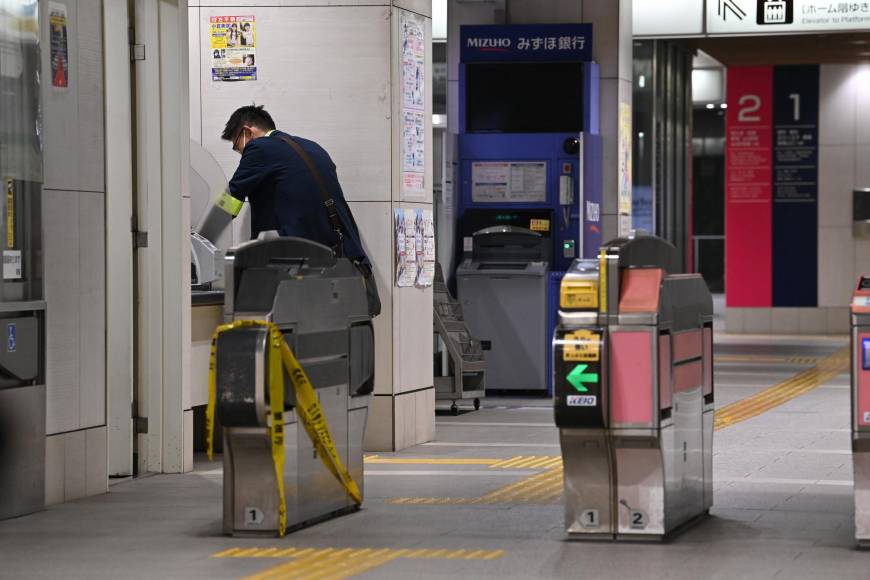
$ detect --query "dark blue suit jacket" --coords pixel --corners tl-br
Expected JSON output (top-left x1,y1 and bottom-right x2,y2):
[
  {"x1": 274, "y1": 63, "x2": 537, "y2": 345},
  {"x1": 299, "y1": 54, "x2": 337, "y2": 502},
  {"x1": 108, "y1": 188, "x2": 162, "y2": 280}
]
[{"x1": 227, "y1": 130, "x2": 369, "y2": 264}]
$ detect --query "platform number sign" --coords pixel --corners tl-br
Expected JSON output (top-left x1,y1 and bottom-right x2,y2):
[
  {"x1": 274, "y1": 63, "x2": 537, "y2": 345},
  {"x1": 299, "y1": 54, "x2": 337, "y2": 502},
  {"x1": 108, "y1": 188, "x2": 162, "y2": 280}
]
[
  {"x1": 580, "y1": 509, "x2": 600, "y2": 529},
  {"x1": 244, "y1": 506, "x2": 264, "y2": 526}
]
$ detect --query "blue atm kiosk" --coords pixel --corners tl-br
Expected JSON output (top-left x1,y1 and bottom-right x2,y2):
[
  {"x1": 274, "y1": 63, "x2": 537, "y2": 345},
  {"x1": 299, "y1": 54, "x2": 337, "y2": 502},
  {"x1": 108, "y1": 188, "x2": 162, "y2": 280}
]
[{"x1": 456, "y1": 24, "x2": 602, "y2": 395}]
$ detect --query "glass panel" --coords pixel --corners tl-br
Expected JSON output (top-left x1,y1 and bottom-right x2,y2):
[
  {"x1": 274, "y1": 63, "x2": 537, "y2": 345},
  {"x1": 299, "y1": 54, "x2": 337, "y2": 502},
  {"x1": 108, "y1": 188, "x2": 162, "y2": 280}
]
[{"x1": 0, "y1": 0, "x2": 42, "y2": 301}]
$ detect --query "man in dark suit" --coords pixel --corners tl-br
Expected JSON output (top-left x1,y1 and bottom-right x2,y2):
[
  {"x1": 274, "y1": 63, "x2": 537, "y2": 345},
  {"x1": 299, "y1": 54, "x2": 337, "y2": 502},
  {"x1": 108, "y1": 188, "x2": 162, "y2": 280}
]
[{"x1": 216, "y1": 105, "x2": 371, "y2": 270}]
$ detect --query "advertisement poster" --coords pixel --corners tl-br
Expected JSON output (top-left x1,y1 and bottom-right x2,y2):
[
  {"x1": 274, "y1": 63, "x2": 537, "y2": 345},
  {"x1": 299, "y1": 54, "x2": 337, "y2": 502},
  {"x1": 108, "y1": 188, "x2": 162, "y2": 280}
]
[
  {"x1": 618, "y1": 102, "x2": 633, "y2": 224},
  {"x1": 49, "y1": 3, "x2": 68, "y2": 88},
  {"x1": 395, "y1": 209, "x2": 418, "y2": 287},
  {"x1": 402, "y1": 110, "x2": 425, "y2": 174},
  {"x1": 210, "y1": 16, "x2": 257, "y2": 82},
  {"x1": 400, "y1": 12, "x2": 426, "y2": 196},
  {"x1": 415, "y1": 210, "x2": 436, "y2": 288}
]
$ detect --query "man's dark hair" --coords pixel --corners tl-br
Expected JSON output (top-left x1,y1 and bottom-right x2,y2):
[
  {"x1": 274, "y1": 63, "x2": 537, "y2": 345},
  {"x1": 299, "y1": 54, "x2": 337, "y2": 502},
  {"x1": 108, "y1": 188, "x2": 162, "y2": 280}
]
[{"x1": 221, "y1": 105, "x2": 276, "y2": 141}]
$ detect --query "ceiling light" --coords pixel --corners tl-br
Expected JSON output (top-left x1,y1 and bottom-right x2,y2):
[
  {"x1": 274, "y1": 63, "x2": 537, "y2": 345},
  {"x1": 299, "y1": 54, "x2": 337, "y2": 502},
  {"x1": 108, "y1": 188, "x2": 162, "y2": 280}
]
[
  {"x1": 706, "y1": 103, "x2": 715, "y2": 110},
  {"x1": 720, "y1": 103, "x2": 728, "y2": 109}
]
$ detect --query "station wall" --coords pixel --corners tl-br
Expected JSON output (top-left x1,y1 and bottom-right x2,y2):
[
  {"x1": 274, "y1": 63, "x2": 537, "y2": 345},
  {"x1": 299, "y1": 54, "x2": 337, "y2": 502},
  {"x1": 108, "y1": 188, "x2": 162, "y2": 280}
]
[
  {"x1": 725, "y1": 63, "x2": 870, "y2": 333},
  {"x1": 39, "y1": 0, "x2": 109, "y2": 504}
]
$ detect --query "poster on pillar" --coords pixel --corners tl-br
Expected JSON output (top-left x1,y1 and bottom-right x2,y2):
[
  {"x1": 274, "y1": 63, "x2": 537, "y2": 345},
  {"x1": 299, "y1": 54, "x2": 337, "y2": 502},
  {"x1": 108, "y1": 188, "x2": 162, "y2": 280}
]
[
  {"x1": 400, "y1": 11, "x2": 426, "y2": 197},
  {"x1": 210, "y1": 16, "x2": 257, "y2": 82},
  {"x1": 725, "y1": 65, "x2": 819, "y2": 308},
  {"x1": 618, "y1": 102, "x2": 633, "y2": 235},
  {"x1": 49, "y1": 2, "x2": 68, "y2": 88}
]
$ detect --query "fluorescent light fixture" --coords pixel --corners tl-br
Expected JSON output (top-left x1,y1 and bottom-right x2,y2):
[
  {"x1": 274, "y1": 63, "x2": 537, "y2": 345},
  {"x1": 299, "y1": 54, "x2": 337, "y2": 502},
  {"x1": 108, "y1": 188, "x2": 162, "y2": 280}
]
[{"x1": 638, "y1": 75, "x2": 646, "y2": 88}]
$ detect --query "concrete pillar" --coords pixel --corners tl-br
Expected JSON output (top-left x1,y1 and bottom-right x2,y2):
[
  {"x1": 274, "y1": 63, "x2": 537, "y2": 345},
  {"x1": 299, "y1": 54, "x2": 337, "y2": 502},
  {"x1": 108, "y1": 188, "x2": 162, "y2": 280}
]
[
  {"x1": 582, "y1": 0, "x2": 634, "y2": 239},
  {"x1": 187, "y1": 1, "x2": 435, "y2": 452},
  {"x1": 447, "y1": 0, "x2": 633, "y2": 241}
]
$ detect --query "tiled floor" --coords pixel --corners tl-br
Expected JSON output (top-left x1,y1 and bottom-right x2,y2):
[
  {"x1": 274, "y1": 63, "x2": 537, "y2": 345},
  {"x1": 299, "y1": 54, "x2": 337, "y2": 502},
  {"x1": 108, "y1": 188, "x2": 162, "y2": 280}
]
[{"x1": 0, "y1": 333, "x2": 866, "y2": 579}]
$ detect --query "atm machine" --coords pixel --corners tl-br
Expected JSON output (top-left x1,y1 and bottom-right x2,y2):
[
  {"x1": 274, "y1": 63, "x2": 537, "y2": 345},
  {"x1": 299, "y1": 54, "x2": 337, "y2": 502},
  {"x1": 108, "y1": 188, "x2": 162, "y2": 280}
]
[
  {"x1": 0, "y1": 3, "x2": 46, "y2": 521},
  {"x1": 456, "y1": 24, "x2": 602, "y2": 394}
]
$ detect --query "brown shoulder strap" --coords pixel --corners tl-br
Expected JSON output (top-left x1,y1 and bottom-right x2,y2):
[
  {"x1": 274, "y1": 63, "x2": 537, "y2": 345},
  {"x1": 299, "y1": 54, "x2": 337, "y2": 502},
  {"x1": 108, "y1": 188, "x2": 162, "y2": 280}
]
[{"x1": 274, "y1": 133, "x2": 344, "y2": 239}]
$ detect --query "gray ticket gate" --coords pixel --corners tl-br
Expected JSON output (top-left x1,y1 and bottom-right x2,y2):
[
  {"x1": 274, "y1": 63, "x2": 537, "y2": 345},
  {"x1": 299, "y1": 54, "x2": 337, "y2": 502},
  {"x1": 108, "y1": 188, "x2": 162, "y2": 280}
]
[
  {"x1": 553, "y1": 233, "x2": 714, "y2": 540},
  {"x1": 850, "y1": 276, "x2": 870, "y2": 548},
  {"x1": 215, "y1": 237, "x2": 374, "y2": 536},
  {"x1": 457, "y1": 226, "x2": 549, "y2": 391}
]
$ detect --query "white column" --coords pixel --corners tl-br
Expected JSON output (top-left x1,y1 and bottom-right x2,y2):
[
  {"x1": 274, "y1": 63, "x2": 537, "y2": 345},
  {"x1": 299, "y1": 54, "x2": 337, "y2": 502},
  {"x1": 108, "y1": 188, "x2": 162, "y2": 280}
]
[
  {"x1": 104, "y1": 0, "x2": 135, "y2": 477},
  {"x1": 133, "y1": 0, "x2": 191, "y2": 474}
]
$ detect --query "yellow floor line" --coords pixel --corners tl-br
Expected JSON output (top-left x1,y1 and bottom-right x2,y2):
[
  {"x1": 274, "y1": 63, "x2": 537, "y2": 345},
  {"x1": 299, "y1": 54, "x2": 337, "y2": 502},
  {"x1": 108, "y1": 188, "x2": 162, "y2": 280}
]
[
  {"x1": 219, "y1": 546, "x2": 504, "y2": 580},
  {"x1": 364, "y1": 457, "x2": 499, "y2": 466},
  {"x1": 714, "y1": 347, "x2": 849, "y2": 430},
  {"x1": 715, "y1": 354, "x2": 822, "y2": 365}
]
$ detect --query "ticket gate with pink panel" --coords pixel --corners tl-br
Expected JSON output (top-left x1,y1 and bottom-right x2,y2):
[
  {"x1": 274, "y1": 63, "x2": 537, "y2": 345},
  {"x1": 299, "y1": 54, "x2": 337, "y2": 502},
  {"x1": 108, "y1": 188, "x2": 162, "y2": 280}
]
[
  {"x1": 553, "y1": 233, "x2": 714, "y2": 540},
  {"x1": 850, "y1": 276, "x2": 870, "y2": 548}
]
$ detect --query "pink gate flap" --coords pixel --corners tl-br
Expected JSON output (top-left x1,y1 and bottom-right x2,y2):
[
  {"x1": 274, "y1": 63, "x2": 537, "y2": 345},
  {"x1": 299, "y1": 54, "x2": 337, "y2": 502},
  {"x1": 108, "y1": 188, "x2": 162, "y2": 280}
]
[{"x1": 610, "y1": 331, "x2": 654, "y2": 426}]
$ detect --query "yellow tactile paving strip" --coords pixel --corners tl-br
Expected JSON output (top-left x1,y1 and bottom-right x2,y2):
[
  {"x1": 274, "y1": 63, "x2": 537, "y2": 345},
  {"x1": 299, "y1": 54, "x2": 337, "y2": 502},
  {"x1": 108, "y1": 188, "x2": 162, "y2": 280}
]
[
  {"x1": 383, "y1": 346, "x2": 851, "y2": 507},
  {"x1": 714, "y1": 347, "x2": 849, "y2": 430},
  {"x1": 714, "y1": 354, "x2": 823, "y2": 365},
  {"x1": 213, "y1": 546, "x2": 504, "y2": 580},
  {"x1": 389, "y1": 465, "x2": 564, "y2": 506},
  {"x1": 364, "y1": 455, "x2": 562, "y2": 470}
]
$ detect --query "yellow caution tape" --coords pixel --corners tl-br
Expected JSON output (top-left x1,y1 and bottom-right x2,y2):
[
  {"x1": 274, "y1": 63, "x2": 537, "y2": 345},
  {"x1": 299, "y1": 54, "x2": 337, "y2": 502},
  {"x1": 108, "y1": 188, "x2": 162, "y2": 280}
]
[
  {"x1": 206, "y1": 320, "x2": 362, "y2": 537},
  {"x1": 215, "y1": 190, "x2": 244, "y2": 217},
  {"x1": 5, "y1": 178, "x2": 14, "y2": 249}
]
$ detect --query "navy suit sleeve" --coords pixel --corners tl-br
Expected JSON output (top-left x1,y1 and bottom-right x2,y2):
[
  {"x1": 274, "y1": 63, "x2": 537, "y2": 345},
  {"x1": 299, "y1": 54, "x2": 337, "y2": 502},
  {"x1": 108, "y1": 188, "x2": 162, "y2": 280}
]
[{"x1": 228, "y1": 140, "x2": 270, "y2": 202}]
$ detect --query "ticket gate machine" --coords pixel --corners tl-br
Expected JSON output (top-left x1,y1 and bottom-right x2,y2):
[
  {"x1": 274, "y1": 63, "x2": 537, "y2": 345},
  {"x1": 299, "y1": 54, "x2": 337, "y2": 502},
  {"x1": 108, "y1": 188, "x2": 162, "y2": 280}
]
[
  {"x1": 850, "y1": 276, "x2": 870, "y2": 547},
  {"x1": 215, "y1": 237, "x2": 374, "y2": 536},
  {"x1": 553, "y1": 234, "x2": 714, "y2": 540}
]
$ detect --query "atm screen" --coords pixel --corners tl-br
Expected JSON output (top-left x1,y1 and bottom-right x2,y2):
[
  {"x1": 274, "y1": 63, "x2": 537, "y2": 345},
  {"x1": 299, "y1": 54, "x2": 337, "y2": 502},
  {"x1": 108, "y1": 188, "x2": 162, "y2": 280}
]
[
  {"x1": 864, "y1": 338, "x2": 870, "y2": 371},
  {"x1": 860, "y1": 277, "x2": 870, "y2": 290},
  {"x1": 465, "y1": 62, "x2": 584, "y2": 133}
]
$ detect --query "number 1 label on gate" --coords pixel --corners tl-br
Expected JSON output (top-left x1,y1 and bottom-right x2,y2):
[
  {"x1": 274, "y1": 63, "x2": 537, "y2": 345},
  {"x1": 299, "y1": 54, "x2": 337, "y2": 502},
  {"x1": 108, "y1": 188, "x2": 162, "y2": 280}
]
[
  {"x1": 245, "y1": 507, "x2": 264, "y2": 526},
  {"x1": 580, "y1": 509, "x2": 600, "y2": 529}
]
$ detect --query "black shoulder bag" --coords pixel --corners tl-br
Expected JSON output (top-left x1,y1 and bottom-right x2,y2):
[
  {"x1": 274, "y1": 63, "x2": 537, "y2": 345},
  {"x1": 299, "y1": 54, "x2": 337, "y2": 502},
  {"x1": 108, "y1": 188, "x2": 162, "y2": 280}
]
[{"x1": 275, "y1": 134, "x2": 382, "y2": 318}]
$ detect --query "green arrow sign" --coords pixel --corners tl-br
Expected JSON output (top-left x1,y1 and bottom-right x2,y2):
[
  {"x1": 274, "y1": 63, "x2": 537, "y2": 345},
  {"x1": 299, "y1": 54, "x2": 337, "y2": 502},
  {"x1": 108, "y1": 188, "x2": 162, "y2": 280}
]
[{"x1": 567, "y1": 364, "x2": 598, "y2": 393}]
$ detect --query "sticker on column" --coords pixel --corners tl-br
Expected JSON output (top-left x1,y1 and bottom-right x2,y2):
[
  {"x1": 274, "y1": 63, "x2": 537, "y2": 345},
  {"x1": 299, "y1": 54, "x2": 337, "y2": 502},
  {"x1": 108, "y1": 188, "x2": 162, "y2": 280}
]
[
  {"x1": 244, "y1": 507, "x2": 264, "y2": 526},
  {"x1": 630, "y1": 510, "x2": 647, "y2": 530},
  {"x1": 580, "y1": 509, "x2": 600, "y2": 529},
  {"x1": 7, "y1": 323, "x2": 16, "y2": 353},
  {"x1": 864, "y1": 411, "x2": 870, "y2": 423},
  {"x1": 3, "y1": 250, "x2": 21, "y2": 280}
]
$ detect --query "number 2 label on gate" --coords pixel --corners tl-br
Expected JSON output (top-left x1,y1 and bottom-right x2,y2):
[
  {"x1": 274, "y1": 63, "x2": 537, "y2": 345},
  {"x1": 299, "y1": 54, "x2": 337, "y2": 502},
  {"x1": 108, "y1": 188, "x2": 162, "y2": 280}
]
[{"x1": 630, "y1": 510, "x2": 647, "y2": 530}]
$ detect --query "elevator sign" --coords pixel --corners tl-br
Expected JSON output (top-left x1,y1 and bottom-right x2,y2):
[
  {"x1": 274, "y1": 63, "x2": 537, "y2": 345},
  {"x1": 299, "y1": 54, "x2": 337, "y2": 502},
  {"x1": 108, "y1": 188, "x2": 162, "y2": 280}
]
[
  {"x1": 460, "y1": 24, "x2": 593, "y2": 63},
  {"x1": 708, "y1": 0, "x2": 870, "y2": 34}
]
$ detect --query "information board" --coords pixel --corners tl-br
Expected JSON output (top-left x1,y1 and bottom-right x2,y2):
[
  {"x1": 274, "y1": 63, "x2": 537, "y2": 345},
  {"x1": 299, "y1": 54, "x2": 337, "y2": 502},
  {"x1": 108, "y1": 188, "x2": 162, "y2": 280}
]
[{"x1": 471, "y1": 162, "x2": 547, "y2": 203}]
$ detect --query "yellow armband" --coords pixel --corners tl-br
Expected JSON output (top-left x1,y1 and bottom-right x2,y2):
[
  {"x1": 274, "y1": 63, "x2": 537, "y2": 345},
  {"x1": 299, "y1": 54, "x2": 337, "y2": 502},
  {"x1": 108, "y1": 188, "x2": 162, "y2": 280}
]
[{"x1": 215, "y1": 190, "x2": 244, "y2": 217}]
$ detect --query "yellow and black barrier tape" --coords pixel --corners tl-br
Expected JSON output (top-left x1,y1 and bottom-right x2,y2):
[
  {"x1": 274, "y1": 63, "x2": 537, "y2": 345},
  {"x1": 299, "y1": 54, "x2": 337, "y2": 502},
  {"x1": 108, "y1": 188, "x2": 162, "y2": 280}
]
[{"x1": 206, "y1": 320, "x2": 362, "y2": 536}]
